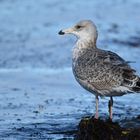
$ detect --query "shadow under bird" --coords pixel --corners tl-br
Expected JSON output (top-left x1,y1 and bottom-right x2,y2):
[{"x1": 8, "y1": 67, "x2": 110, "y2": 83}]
[{"x1": 58, "y1": 20, "x2": 140, "y2": 120}]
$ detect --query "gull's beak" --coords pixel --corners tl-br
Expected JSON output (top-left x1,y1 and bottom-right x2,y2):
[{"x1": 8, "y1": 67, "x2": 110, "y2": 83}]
[
  {"x1": 58, "y1": 27, "x2": 74, "y2": 35},
  {"x1": 58, "y1": 30, "x2": 65, "y2": 35}
]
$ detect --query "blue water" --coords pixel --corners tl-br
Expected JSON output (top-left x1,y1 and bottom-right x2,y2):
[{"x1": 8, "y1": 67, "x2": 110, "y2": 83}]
[{"x1": 0, "y1": 0, "x2": 140, "y2": 139}]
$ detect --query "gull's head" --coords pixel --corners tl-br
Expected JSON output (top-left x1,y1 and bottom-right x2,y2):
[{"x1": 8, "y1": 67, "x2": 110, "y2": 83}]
[{"x1": 58, "y1": 20, "x2": 98, "y2": 42}]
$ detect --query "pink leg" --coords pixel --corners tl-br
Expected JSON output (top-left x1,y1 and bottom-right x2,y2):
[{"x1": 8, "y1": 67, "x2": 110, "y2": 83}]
[
  {"x1": 108, "y1": 96, "x2": 113, "y2": 120},
  {"x1": 94, "y1": 95, "x2": 99, "y2": 119}
]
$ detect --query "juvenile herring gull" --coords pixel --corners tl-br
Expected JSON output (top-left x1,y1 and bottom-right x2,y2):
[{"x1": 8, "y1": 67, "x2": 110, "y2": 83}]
[{"x1": 58, "y1": 20, "x2": 140, "y2": 120}]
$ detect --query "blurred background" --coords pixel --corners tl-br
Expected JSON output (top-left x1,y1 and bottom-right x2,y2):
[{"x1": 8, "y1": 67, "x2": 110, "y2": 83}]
[{"x1": 0, "y1": 0, "x2": 140, "y2": 139}]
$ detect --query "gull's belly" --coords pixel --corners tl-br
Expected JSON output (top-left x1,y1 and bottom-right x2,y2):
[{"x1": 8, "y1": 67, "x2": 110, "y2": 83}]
[{"x1": 72, "y1": 62, "x2": 98, "y2": 95}]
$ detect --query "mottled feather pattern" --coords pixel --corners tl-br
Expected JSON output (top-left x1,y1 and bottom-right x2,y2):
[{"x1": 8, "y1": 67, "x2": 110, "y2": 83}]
[{"x1": 72, "y1": 42, "x2": 140, "y2": 96}]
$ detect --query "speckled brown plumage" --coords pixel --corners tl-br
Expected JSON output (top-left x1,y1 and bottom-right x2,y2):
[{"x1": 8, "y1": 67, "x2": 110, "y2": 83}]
[{"x1": 72, "y1": 46, "x2": 140, "y2": 97}]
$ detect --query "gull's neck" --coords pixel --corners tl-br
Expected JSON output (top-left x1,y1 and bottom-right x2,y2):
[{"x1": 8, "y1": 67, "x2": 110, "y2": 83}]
[
  {"x1": 76, "y1": 38, "x2": 97, "y2": 49},
  {"x1": 73, "y1": 38, "x2": 97, "y2": 61}
]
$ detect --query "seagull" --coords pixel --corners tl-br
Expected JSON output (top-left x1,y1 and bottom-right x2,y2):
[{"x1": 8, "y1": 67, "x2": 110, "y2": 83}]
[{"x1": 58, "y1": 20, "x2": 140, "y2": 120}]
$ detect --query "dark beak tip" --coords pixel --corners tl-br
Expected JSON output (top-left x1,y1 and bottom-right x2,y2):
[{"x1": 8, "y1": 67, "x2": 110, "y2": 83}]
[{"x1": 58, "y1": 30, "x2": 65, "y2": 35}]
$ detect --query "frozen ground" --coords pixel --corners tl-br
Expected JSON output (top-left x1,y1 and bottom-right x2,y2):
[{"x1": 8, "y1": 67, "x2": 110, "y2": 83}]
[{"x1": 0, "y1": 0, "x2": 140, "y2": 139}]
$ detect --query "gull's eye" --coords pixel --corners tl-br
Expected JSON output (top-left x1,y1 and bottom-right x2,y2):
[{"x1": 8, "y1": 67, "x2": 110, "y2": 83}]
[{"x1": 75, "y1": 25, "x2": 82, "y2": 29}]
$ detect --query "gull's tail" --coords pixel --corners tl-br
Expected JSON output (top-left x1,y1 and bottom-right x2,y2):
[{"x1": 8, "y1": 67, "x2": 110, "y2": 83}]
[
  {"x1": 132, "y1": 77, "x2": 140, "y2": 92},
  {"x1": 122, "y1": 68, "x2": 140, "y2": 93}
]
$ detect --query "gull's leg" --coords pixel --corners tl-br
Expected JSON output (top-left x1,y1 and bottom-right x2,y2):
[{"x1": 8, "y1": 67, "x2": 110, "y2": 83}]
[
  {"x1": 108, "y1": 96, "x2": 113, "y2": 120},
  {"x1": 94, "y1": 95, "x2": 99, "y2": 119}
]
